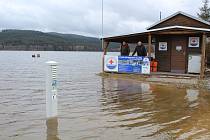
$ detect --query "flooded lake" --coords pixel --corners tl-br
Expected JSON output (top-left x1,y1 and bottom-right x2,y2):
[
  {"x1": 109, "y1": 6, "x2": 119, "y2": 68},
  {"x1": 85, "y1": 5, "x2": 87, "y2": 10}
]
[{"x1": 0, "y1": 51, "x2": 210, "y2": 140}]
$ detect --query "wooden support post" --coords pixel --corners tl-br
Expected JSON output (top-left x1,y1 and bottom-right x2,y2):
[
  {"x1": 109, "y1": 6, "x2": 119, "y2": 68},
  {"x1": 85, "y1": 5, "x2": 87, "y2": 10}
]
[
  {"x1": 200, "y1": 33, "x2": 207, "y2": 79},
  {"x1": 148, "y1": 33, "x2": 152, "y2": 57},
  {"x1": 102, "y1": 40, "x2": 109, "y2": 72}
]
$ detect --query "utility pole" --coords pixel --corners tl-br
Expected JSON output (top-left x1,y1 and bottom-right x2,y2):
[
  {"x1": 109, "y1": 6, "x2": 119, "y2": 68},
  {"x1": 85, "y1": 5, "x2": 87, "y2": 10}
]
[
  {"x1": 160, "y1": 11, "x2": 162, "y2": 21},
  {"x1": 101, "y1": 0, "x2": 104, "y2": 50}
]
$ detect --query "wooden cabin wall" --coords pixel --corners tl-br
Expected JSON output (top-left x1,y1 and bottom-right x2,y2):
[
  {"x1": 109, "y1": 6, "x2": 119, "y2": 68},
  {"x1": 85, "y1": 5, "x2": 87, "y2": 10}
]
[
  {"x1": 155, "y1": 36, "x2": 171, "y2": 72},
  {"x1": 187, "y1": 34, "x2": 202, "y2": 54},
  {"x1": 149, "y1": 14, "x2": 210, "y2": 30},
  {"x1": 155, "y1": 34, "x2": 202, "y2": 73},
  {"x1": 185, "y1": 34, "x2": 202, "y2": 72},
  {"x1": 206, "y1": 41, "x2": 210, "y2": 68},
  {"x1": 170, "y1": 36, "x2": 187, "y2": 73}
]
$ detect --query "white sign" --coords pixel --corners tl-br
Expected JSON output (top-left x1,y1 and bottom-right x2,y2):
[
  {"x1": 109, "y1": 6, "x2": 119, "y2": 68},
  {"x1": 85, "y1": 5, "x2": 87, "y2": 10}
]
[
  {"x1": 104, "y1": 55, "x2": 118, "y2": 72},
  {"x1": 176, "y1": 46, "x2": 182, "y2": 52},
  {"x1": 142, "y1": 58, "x2": 150, "y2": 74},
  {"x1": 159, "y1": 42, "x2": 167, "y2": 51},
  {"x1": 189, "y1": 37, "x2": 199, "y2": 48}
]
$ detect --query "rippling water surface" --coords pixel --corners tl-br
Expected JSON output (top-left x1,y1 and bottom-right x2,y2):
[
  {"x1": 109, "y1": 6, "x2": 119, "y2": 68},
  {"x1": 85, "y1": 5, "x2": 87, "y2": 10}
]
[{"x1": 0, "y1": 51, "x2": 210, "y2": 140}]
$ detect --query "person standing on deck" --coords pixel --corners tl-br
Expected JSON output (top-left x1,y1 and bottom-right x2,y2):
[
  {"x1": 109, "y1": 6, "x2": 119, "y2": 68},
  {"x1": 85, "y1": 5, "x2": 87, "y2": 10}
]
[
  {"x1": 132, "y1": 41, "x2": 147, "y2": 56},
  {"x1": 120, "y1": 41, "x2": 130, "y2": 56}
]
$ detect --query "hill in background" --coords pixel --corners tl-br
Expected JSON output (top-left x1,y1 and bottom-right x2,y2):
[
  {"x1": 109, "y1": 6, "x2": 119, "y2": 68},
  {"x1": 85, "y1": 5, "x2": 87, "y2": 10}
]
[{"x1": 0, "y1": 29, "x2": 119, "y2": 51}]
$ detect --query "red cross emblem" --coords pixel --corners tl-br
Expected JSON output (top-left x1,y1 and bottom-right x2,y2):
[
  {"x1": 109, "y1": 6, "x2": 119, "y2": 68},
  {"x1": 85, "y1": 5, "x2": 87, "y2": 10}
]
[{"x1": 109, "y1": 59, "x2": 114, "y2": 64}]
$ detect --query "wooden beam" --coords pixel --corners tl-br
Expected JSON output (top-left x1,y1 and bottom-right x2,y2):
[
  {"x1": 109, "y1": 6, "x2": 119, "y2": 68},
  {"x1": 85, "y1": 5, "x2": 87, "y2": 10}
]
[
  {"x1": 200, "y1": 33, "x2": 207, "y2": 79},
  {"x1": 148, "y1": 33, "x2": 152, "y2": 57},
  {"x1": 153, "y1": 31, "x2": 202, "y2": 35},
  {"x1": 102, "y1": 40, "x2": 109, "y2": 72}
]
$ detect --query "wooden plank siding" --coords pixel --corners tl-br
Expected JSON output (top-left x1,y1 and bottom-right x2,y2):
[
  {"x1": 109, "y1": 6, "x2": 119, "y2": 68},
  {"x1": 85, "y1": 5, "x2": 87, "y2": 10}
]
[
  {"x1": 155, "y1": 36, "x2": 171, "y2": 72},
  {"x1": 187, "y1": 35, "x2": 202, "y2": 54},
  {"x1": 155, "y1": 35, "x2": 202, "y2": 73},
  {"x1": 206, "y1": 43, "x2": 210, "y2": 68},
  {"x1": 171, "y1": 36, "x2": 187, "y2": 73},
  {"x1": 149, "y1": 14, "x2": 210, "y2": 30}
]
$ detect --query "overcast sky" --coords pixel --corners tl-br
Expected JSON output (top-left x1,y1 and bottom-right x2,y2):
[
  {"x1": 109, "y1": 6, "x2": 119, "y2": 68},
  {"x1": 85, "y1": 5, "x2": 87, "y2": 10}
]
[{"x1": 0, "y1": 0, "x2": 204, "y2": 37}]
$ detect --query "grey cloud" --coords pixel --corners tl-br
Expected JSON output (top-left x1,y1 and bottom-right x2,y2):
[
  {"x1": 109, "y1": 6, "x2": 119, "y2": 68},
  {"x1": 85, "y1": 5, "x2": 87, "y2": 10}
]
[{"x1": 0, "y1": 0, "x2": 204, "y2": 37}]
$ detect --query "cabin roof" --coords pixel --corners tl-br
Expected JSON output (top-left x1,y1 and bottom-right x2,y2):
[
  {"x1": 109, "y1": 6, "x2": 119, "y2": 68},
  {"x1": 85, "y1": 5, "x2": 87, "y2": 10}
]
[
  {"x1": 146, "y1": 11, "x2": 210, "y2": 30},
  {"x1": 148, "y1": 25, "x2": 210, "y2": 32}
]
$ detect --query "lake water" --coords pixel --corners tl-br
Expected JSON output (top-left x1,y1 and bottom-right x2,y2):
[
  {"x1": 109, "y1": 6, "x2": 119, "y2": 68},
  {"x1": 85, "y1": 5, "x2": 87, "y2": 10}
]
[{"x1": 0, "y1": 51, "x2": 210, "y2": 140}]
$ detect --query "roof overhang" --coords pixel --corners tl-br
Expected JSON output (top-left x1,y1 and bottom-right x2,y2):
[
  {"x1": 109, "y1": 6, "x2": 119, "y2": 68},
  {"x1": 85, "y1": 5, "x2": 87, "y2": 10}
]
[{"x1": 103, "y1": 26, "x2": 210, "y2": 43}]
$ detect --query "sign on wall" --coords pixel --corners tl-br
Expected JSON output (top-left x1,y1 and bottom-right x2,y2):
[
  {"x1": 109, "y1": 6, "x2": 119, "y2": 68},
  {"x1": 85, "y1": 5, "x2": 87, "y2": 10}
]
[
  {"x1": 189, "y1": 37, "x2": 200, "y2": 48},
  {"x1": 159, "y1": 42, "x2": 167, "y2": 51},
  {"x1": 104, "y1": 55, "x2": 150, "y2": 74},
  {"x1": 176, "y1": 46, "x2": 182, "y2": 52},
  {"x1": 104, "y1": 55, "x2": 118, "y2": 72}
]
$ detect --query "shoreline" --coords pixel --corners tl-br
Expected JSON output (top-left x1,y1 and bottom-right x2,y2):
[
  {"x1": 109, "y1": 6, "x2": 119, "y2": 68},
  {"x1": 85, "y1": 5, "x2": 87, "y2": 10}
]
[{"x1": 98, "y1": 72, "x2": 210, "y2": 91}]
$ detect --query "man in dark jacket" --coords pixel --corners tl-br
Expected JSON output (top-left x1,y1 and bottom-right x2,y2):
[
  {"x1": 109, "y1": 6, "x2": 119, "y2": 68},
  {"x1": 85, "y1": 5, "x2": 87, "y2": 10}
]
[
  {"x1": 132, "y1": 41, "x2": 147, "y2": 56},
  {"x1": 120, "y1": 41, "x2": 130, "y2": 56}
]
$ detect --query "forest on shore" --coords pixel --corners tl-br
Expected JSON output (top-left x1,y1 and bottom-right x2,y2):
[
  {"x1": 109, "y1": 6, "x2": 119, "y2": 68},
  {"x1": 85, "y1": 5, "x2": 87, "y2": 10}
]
[{"x1": 0, "y1": 29, "x2": 118, "y2": 51}]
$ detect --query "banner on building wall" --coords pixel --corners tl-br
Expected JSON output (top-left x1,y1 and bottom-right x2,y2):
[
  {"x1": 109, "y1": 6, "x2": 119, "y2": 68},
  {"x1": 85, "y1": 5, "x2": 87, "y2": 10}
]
[{"x1": 104, "y1": 55, "x2": 150, "y2": 74}]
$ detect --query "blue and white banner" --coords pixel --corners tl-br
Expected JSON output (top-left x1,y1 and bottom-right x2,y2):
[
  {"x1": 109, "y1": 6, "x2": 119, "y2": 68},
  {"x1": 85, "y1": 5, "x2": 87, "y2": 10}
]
[{"x1": 104, "y1": 55, "x2": 150, "y2": 74}]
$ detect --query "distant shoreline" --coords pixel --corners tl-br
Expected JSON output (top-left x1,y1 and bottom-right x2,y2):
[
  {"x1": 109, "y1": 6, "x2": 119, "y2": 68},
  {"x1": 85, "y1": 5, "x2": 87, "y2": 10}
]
[
  {"x1": 0, "y1": 49, "x2": 119, "y2": 52},
  {"x1": 0, "y1": 29, "x2": 119, "y2": 52}
]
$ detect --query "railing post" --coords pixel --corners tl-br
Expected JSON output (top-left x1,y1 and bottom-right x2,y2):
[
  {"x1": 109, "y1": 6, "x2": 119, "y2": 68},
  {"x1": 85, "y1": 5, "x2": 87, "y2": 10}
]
[
  {"x1": 200, "y1": 33, "x2": 207, "y2": 79},
  {"x1": 102, "y1": 40, "x2": 109, "y2": 72},
  {"x1": 148, "y1": 33, "x2": 152, "y2": 57}
]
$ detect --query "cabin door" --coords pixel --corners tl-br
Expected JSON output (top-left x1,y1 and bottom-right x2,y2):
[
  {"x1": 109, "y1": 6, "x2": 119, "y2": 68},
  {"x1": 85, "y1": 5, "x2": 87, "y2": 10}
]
[{"x1": 171, "y1": 37, "x2": 187, "y2": 73}]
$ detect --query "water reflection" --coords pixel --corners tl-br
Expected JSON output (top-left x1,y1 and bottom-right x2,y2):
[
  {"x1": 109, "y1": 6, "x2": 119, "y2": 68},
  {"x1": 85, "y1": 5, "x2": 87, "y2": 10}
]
[
  {"x1": 100, "y1": 77, "x2": 210, "y2": 139},
  {"x1": 46, "y1": 117, "x2": 60, "y2": 140},
  {"x1": 185, "y1": 89, "x2": 199, "y2": 107}
]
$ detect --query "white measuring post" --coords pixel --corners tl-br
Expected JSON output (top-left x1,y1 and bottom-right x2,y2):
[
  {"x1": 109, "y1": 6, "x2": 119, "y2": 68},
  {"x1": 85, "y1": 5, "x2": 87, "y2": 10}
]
[{"x1": 46, "y1": 61, "x2": 58, "y2": 118}]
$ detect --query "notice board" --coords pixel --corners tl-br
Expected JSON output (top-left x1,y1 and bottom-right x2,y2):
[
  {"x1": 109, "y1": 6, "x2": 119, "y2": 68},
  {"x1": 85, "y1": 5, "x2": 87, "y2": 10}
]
[{"x1": 104, "y1": 55, "x2": 150, "y2": 74}]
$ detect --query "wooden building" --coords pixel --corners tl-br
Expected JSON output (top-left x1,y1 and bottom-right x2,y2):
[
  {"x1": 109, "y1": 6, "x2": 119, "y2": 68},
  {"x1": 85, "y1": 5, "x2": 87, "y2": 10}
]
[{"x1": 102, "y1": 11, "x2": 210, "y2": 79}]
